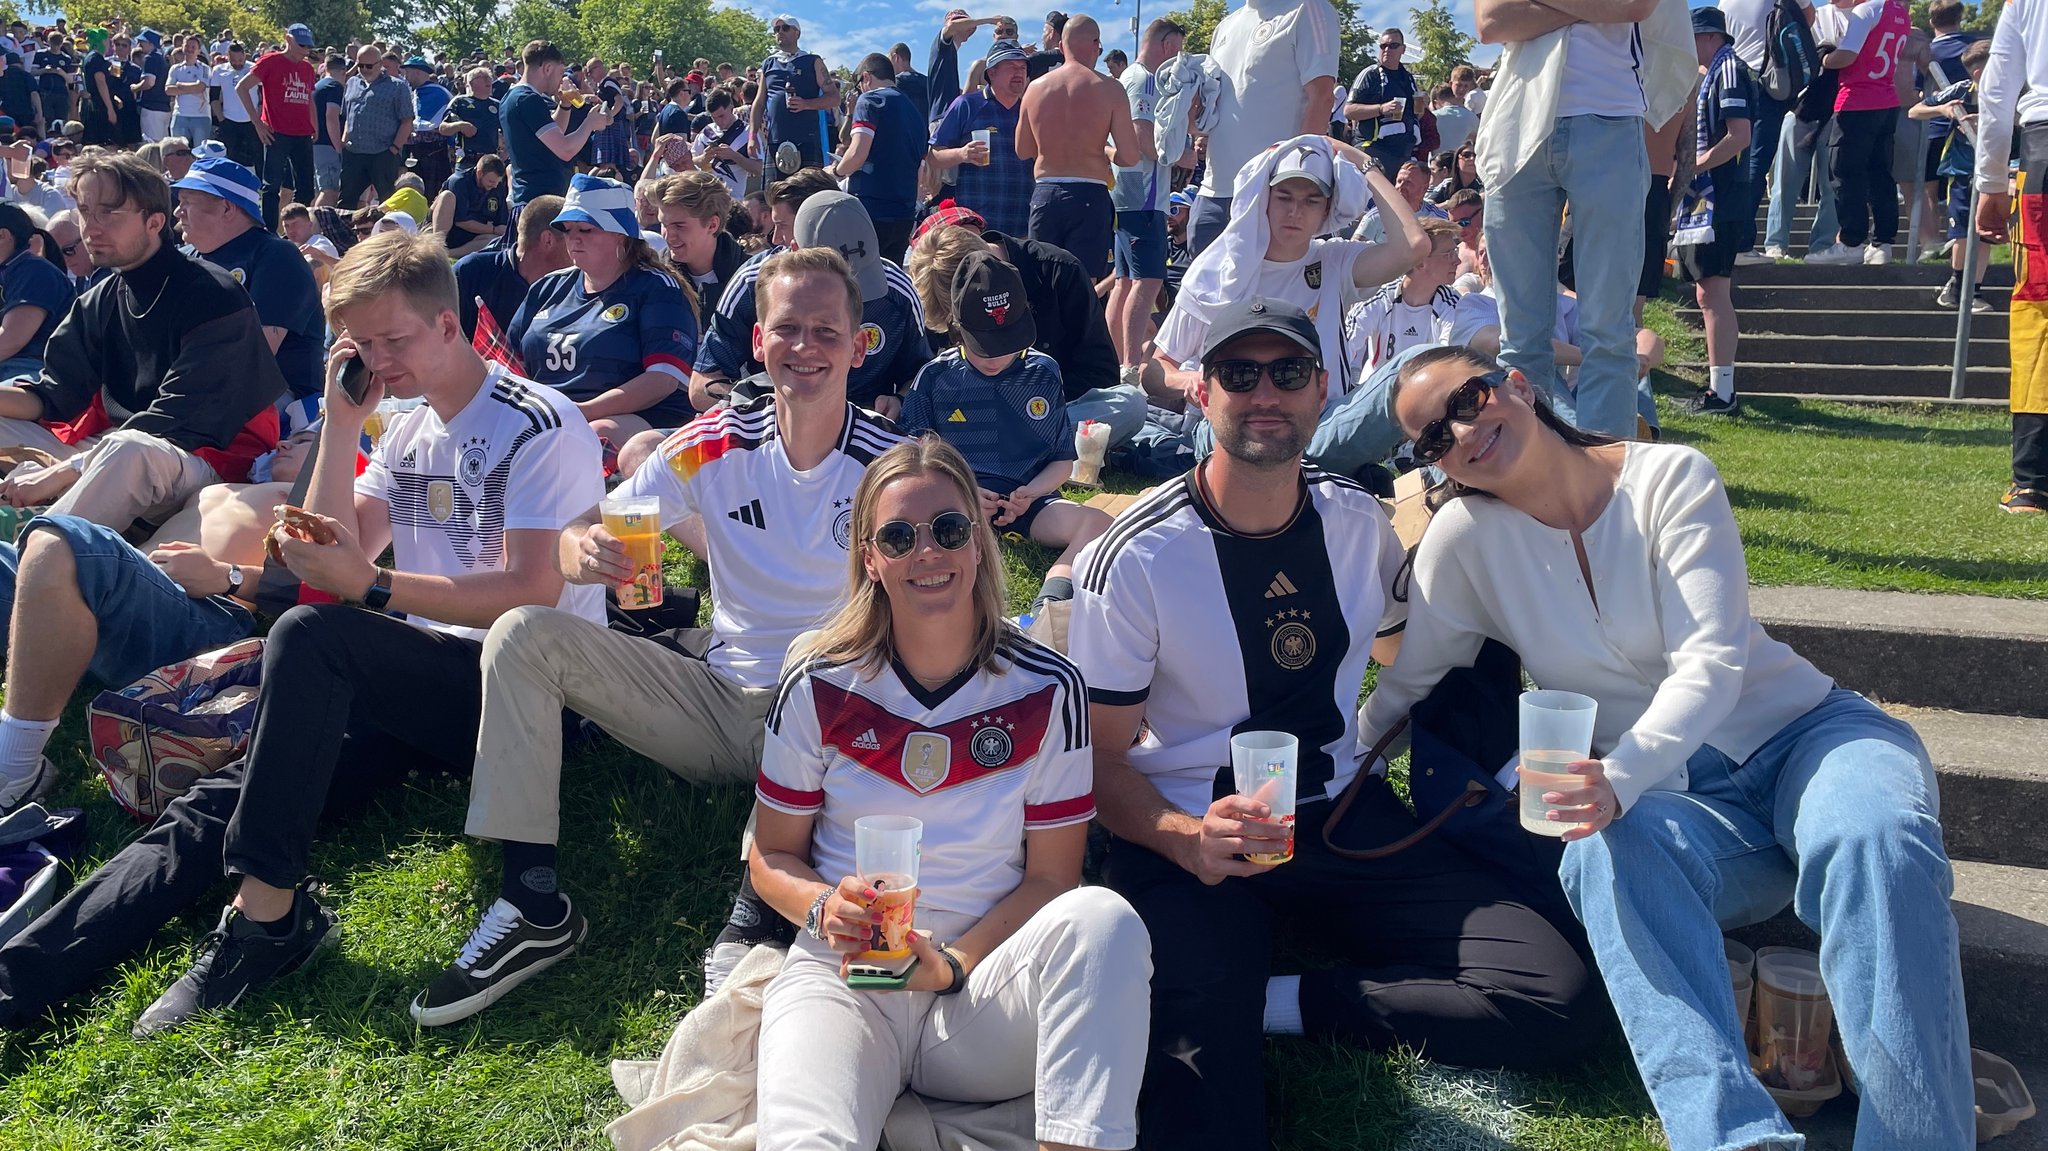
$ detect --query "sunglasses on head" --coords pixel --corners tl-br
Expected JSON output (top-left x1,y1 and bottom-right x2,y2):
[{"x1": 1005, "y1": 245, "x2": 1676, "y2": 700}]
[
  {"x1": 1208, "y1": 355, "x2": 1317, "y2": 393},
  {"x1": 1411, "y1": 371, "x2": 1505, "y2": 465},
  {"x1": 869, "y1": 510, "x2": 974, "y2": 559}
]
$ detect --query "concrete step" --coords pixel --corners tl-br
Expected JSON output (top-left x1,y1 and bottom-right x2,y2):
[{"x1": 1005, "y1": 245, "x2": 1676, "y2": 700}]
[
  {"x1": 1737, "y1": 333, "x2": 2008, "y2": 368},
  {"x1": 1750, "y1": 587, "x2": 2048, "y2": 722},
  {"x1": 1739, "y1": 261, "x2": 2015, "y2": 288},
  {"x1": 1734, "y1": 284, "x2": 2013, "y2": 310},
  {"x1": 1728, "y1": 860, "x2": 2048, "y2": 1059},
  {"x1": 1792, "y1": 1053, "x2": 2046, "y2": 1150},
  {"x1": 1705, "y1": 307, "x2": 2010, "y2": 340},
  {"x1": 1890, "y1": 708, "x2": 2048, "y2": 872},
  {"x1": 1675, "y1": 361, "x2": 2007, "y2": 398}
]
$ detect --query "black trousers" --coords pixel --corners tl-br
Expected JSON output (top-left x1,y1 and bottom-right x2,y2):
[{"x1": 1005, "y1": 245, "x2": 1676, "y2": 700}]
[
  {"x1": 0, "y1": 605, "x2": 482, "y2": 1028},
  {"x1": 261, "y1": 133, "x2": 316, "y2": 232},
  {"x1": 216, "y1": 118, "x2": 263, "y2": 174},
  {"x1": 1831, "y1": 106, "x2": 1899, "y2": 248},
  {"x1": 1104, "y1": 779, "x2": 1608, "y2": 1151},
  {"x1": 2017, "y1": 414, "x2": 2048, "y2": 489},
  {"x1": 339, "y1": 149, "x2": 401, "y2": 209}
]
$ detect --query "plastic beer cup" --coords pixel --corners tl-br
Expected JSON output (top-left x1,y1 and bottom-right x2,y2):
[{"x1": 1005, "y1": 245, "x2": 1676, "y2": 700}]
[
  {"x1": 1753, "y1": 949, "x2": 1835, "y2": 1092},
  {"x1": 599, "y1": 494, "x2": 665, "y2": 610},
  {"x1": 1230, "y1": 732, "x2": 1298, "y2": 864},
  {"x1": 971, "y1": 128, "x2": 992, "y2": 164},
  {"x1": 1517, "y1": 689, "x2": 1598, "y2": 836},
  {"x1": 854, "y1": 815, "x2": 922, "y2": 961}
]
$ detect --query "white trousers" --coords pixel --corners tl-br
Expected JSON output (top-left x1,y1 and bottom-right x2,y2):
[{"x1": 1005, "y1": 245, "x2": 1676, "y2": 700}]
[{"x1": 756, "y1": 886, "x2": 1152, "y2": 1151}]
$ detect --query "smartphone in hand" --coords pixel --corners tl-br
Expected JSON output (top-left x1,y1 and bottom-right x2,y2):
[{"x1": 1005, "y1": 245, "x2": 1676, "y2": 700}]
[{"x1": 340, "y1": 354, "x2": 373, "y2": 406}]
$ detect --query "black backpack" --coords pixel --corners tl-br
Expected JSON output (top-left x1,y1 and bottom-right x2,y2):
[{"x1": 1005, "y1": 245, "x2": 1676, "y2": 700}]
[{"x1": 1761, "y1": 0, "x2": 1823, "y2": 102}]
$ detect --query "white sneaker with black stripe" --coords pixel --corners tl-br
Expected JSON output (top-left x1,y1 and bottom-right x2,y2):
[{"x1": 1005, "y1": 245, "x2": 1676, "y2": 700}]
[
  {"x1": 410, "y1": 897, "x2": 587, "y2": 1026},
  {"x1": 0, "y1": 756, "x2": 56, "y2": 816}
]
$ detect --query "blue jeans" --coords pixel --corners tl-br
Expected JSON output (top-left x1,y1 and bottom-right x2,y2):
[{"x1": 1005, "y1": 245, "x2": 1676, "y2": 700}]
[
  {"x1": 1560, "y1": 689, "x2": 1973, "y2": 1151},
  {"x1": 1484, "y1": 114, "x2": 1646, "y2": 438},
  {"x1": 1766, "y1": 113, "x2": 1841, "y2": 253},
  {"x1": 1067, "y1": 383, "x2": 1147, "y2": 448},
  {"x1": 0, "y1": 514, "x2": 255, "y2": 688},
  {"x1": 1739, "y1": 90, "x2": 1791, "y2": 253},
  {"x1": 171, "y1": 113, "x2": 210, "y2": 147},
  {"x1": 0, "y1": 354, "x2": 40, "y2": 383}
]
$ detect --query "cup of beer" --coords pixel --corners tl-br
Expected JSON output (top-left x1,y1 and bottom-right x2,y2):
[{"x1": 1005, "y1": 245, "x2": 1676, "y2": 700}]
[
  {"x1": 1517, "y1": 689, "x2": 1598, "y2": 836},
  {"x1": 971, "y1": 128, "x2": 992, "y2": 165},
  {"x1": 1230, "y1": 731, "x2": 1298, "y2": 864},
  {"x1": 853, "y1": 815, "x2": 922, "y2": 961},
  {"x1": 1752, "y1": 948, "x2": 1836, "y2": 1092},
  {"x1": 599, "y1": 494, "x2": 664, "y2": 610}
]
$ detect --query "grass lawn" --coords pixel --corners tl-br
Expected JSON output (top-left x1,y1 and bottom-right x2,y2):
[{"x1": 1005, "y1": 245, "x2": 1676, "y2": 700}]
[{"x1": 3, "y1": 314, "x2": 2040, "y2": 1147}]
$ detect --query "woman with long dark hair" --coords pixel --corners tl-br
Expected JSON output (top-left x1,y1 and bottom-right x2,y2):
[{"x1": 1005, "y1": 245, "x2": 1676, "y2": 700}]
[
  {"x1": 1360, "y1": 345, "x2": 1972, "y2": 1151},
  {"x1": 749, "y1": 435, "x2": 1149, "y2": 1151}
]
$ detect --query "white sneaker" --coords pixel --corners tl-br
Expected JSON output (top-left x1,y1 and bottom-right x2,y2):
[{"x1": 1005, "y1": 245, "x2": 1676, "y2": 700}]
[
  {"x1": 1971, "y1": 294, "x2": 1995, "y2": 315},
  {"x1": 0, "y1": 756, "x2": 54, "y2": 814},
  {"x1": 1734, "y1": 249, "x2": 1772, "y2": 266},
  {"x1": 1862, "y1": 243, "x2": 1892, "y2": 266},
  {"x1": 702, "y1": 940, "x2": 753, "y2": 997},
  {"x1": 1762, "y1": 245, "x2": 1788, "y2": 260},
  {"x1": 1936, "y1": 281, "x2": 1959, "y2": 309},
  {"x1": 1805, "y1": 243, "x2": 1862, "y2": 265}
]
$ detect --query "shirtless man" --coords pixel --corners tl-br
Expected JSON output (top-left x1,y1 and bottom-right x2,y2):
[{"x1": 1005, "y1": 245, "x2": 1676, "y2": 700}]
[{"x1": 1015, "y1": 13, "x2": 1140, "y2": 279}]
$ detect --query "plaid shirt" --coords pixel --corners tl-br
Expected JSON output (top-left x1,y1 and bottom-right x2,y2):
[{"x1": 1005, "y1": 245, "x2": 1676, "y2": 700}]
[
  {"x1": 932, "y1": 89, "x2": 1031, "y2": 237},
  {"x1": 342, "y1": 71, "x2": 414, "y2": 154}
]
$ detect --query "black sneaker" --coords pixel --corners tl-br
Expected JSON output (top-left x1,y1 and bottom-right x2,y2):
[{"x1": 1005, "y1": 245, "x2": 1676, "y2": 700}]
[
  {"x1": 2001, "y1": 486, "x2": 2046, "y2": 515},
  {"x1": 410, "y1": 896, "x2": 587, "y2": 1026},
  {"x1": 1681, "y1": 389, "x2": 1739, "y2": 416},
  {"x1": 132, "y1": 880, "x2": 338, "y2": 1038}
]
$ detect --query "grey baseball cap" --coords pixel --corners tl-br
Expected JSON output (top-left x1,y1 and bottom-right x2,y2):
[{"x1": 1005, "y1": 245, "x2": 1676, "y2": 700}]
[{"x1": 794, "y1": 191, "x2": 886, "y2": 303}]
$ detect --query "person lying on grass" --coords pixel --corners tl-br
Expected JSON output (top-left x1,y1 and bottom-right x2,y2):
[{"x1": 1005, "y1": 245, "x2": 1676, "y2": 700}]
[{"x1": 749, "y1": 432, "x2": 1149, "y2": 1151}]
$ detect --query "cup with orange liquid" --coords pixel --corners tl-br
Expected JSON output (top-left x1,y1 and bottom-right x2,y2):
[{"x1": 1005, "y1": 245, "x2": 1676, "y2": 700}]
[
  {"x1": 1231, "y1": 731, "x2": 1298, "y2": 864},
  {"x1": 1517, "y1": 689, "x2": 1598, "y2": 836},
  {"x1": 599, "y1": 494, "x2": 664, "y2": 610},
  {"x1": 853, "y1": 815, "x2": 922, "y2": 975}
]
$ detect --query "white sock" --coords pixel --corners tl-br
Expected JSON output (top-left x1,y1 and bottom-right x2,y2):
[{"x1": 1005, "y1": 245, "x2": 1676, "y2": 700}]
[
  {"x1": 1709, "y1": 365, "x2": 1736, "y2": 403},
  {"x1": 1263, "y1": 974, "x2": 1304, "y2": 1035},
  {"x1": 0, "y1": 710, "x2": 57, "y2": 785}
]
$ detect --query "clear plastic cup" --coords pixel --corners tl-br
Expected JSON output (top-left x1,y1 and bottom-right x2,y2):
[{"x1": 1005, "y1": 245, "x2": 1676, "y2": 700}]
[
  {"x1": 1230, "y1": 731, "x2": 1298, "y2": 864},
  {"x1": 1753, "y1": 948, "x2": 1835, "y2": 1092},
  {"x1": 853, "y1": 815, "x2": 922, "y2": 960},
  {"x1": 1071, "y1": 420, "x2": 1110, "y2": 487},
  {"x1": 971, "y1": 128, "x2": 992, "y2": 164},
  {"x1": 1725, "y1": 936, "x2": 1756, "y2": 981},
  {"x1": 1517, "y1": 690, "x2": 1598, "y2": 836},
  {"x1": 599, "y1": 494, "x2": 664, "y2": 610}
]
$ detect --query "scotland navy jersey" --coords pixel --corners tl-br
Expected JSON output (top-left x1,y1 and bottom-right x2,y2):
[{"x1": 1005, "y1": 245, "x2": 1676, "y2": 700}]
[
  {"x1": 694, "y1": 249, "x2": 932, "y2": 408},
  {"x1": 899, "y1": 347, "x2": 1074, "y2": 492},
  {"x1": 508, "y1": 264, "x2": 698, "y2": 426},
  {"x1": 761, "y1": 50, "x2": 826, "y2": 156}
]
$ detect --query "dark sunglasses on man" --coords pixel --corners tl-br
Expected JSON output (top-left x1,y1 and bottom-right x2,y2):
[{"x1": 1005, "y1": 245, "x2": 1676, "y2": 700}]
[{"x1": 1207, "y1": 356, "x2": 1318, "y2": 393}]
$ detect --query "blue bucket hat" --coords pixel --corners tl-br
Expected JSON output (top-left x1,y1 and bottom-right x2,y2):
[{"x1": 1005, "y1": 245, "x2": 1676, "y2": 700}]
[
  {"x1": 171, "y1": 155, "x2": 263, "y2": 223},
  {"x1": 552, "y1": 172, "x2": 639, "y2": 236}
]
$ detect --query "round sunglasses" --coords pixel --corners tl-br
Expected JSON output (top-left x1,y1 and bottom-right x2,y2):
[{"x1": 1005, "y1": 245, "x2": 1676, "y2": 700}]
[
  {"x1": 1411, "y1": 371, "x2": 1505, "y2": 465},
  {"x1": 869, "y1": 510, "x2": 974, "y2": 559}
]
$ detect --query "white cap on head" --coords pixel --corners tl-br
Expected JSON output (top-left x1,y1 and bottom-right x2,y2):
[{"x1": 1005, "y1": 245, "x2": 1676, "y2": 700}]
[{"x1": 1267, "y1": 142, "x2": 1334, "y2": 197}]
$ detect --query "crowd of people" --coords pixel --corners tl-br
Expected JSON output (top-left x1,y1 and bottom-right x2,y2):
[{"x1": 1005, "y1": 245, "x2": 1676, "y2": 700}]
[{"x1": 0, "y1": 0, "x2": 2037, "y2": 1147}]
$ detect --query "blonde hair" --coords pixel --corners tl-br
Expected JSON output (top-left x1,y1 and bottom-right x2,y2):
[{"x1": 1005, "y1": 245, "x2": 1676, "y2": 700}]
[
  {"x1": 796, "y1": 436, "x2": 1009, "y2": 675},
  {"x1": 906, "y1": 224, "x2": 985, "y2": 334},
  {"x1": 757, "y1": 246, "x2": 862, "y2": 331},
  {"x1": 1419, "y1": 215, "x2": 1461, "y2": 250},
  {"x1": 653, "y1": 170, "x2": 734, "y2": 224},
  {"x1": 325, "y1": 230, "x2": 459, "y2": 326}
]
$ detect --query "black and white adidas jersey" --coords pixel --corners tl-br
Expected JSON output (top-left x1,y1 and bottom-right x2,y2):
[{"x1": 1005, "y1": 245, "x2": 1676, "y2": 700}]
[
  {"x1": 1069, "y1": 467, "x2": 1408, "y2": 818},
  {"x1": 615, "y1": 394, "x2": 908, "y2": 689},
  {"x1": 1341, "y1": 281, "x2": 1459, "y2": 385},
  {"x1": 357, "y1": 367, "x2": 606, "y2": 641}
]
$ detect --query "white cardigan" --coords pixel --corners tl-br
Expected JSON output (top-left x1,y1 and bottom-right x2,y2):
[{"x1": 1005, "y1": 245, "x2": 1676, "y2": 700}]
[{"x1": 1357, "y1": 442, "x2": 1834, "y2": 814}]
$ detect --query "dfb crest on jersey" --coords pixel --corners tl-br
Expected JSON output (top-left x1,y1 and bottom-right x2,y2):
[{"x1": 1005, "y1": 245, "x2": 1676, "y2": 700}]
[
  {"x1": 832, "y1": 496, "x2": 854, "y2": 550},
  {"x1": 1304, "y1": 261, "x2": 1322, "y2": 290},
  {"x1": 902, "y1": 732, "x2": 950, "y2": 793},
  {"x1": 459, "y1": 437, "x2": 489, "y2": 487},
  {"x1": 970, "y1": 723, "x2": 1013, "y2": 768}
]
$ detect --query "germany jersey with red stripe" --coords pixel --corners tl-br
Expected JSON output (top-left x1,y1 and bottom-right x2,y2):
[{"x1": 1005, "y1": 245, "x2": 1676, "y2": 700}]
[{"x1": 758, "y1": 628, "x2": 1095, "y2": 939}]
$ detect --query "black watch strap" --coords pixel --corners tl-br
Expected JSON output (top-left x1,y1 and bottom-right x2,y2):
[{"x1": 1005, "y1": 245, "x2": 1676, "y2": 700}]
[
  {"x1": 934, "y1": 946, "x2": 966, "y2": 996},
  {"x1": 361, "y1": 567, "x2": 394, "y2": 612}
]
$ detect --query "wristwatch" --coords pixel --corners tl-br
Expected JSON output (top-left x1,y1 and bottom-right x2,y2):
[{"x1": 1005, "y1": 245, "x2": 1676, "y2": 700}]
[
  {"x1": 805, "y1": 888, "x2": 832, "y2": 941},
  {"x1": 224, "y1": 563, "x2": 244, "y2": 595},
  {"x1": 361, "y1": 567, "x2": 394, "y2": 612}
]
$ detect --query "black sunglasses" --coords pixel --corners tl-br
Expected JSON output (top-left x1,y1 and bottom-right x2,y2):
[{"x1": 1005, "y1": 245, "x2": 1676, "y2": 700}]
[
  {"x1": 58, "y1": 239, "x2": 81, "y2": 255},
  {"x1": 167, "y1": 148, "x2": 192, "y2": 157},
  {"x1": 869, "y1": 510, "x2": 974, "y2": 559},
  {"x1": 1412, "y1": 371, "x2": 1504, "y2": 465},
  {"x1": 1451, "y1": 211, "x2": 1480, "y2": 227},
  {"x1": 1208, "y1": 355, "x2": 1318, "y2": 393}
]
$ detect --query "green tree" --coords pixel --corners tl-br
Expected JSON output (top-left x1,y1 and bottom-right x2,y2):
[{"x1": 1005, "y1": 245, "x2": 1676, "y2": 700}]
[
  {"x1": 1406, "y1": 0, "x2": 1472, "y2": 88},
  {"x1": 410, "y1": 0, "x2": 502, "y2": 59},
  {"x1": 503, "y1": 0, "x2": 586, "y2": 60},
  {"x1": 574, "y1": 0, "x2": 769, "y2": 72},
  {"x1": 1162, "y1": 0, "x2": 1226, "y2": 52},
  {"x1": 250, "y1": 0, "x2": 366, "y2": 50},
  {"x1": 1330, "y1": 0, "x2": 1374, "y2": 88},
  {"x1": 1907, "y1": 0, "x2": 2001, "y2": 33},
  {"x1": 64, "y1": 0, "x2": 279, "y2": 46}
]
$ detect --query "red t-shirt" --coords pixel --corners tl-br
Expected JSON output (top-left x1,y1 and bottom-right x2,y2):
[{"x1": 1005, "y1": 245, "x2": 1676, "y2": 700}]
[{"x1": 249, "y1": 51, "x2": 318, "y2": 136}]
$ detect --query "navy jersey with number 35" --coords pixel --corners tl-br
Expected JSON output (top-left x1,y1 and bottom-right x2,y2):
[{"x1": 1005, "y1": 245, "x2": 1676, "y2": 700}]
[{"x1": 509, "y1": 265, "x2": 699, "y2": 426}]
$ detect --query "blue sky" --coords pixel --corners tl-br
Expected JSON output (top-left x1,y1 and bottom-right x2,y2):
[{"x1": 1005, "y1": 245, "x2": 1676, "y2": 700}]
[{"x1": 717, "y1": 0, "x2": 1505, "y2": 76}]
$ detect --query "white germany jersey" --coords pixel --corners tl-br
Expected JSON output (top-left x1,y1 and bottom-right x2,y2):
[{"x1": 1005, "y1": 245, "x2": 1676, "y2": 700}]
[
  {"x1": 1342, "y1": 282, "x2": 1460, "y2": 382},
  {"x1": 356, "y1": 367, "x2": 606, "y2": 641},
  {"x1": 758, "y1": 629, "x2": 1095, "y2": 940},
  {"x1": 1069, "y1": 468, "x2": 1408, "y2": 819},
  {"x1": 615, "y1": 394, "x2": 907, "y2": 689}
]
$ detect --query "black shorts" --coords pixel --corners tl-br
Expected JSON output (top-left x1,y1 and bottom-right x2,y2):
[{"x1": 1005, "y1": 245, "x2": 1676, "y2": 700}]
[
  {"x1": 1640, "y1": 174, "x2": 1673, "y2": 298},
  {"x1": 995, "y1": 491, "x2": 1059, "y2": 540},
  {"x1": 1028, "y1": 180, "x2": 1114, "y2": 279},
  {"x1": 1678, "y1": 176, "x2": 1747, "y2": 283}
]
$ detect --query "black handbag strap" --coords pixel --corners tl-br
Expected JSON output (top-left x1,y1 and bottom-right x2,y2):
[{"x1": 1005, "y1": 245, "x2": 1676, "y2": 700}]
[{"x1": 1321, "y1": 715, "x2": 1489, "y2": 861}]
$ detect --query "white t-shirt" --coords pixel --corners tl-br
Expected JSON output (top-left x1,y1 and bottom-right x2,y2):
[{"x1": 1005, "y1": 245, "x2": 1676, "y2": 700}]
[
  {"x1": 169, "y1": 60, "x2": 209, "y2": 118},
  {"x1": 354, "y1": 368, "x2": 606, "y2": 641},
  {"x1": 1155, "y1": 237, "x2": 1369, "y2": 404},
  {"x1": 1198, "y1": 0, "x2": 1341, "y2": 200},
  {"x1": 1725, "y1": 0, "x2": 1814, "y2": 71},
  {"x1": 1111, "y1": 63, "x2": 1166, "y2": 213},
  {"x1": 1449, "y1": 285, "x2": 1579, "y2": 349},
  {"x1": 615, "y1": 395, "x2": 908, "y2": 689},
  {"x1": 1465, "y1": 87, "x2": 1488, "y2": 116},
  {"x1": 1343, "y1": 281, "x2": 1459, "y2": 378},
  {"x1": 1432, "y1": 103, "x2": 1478, "y2": 155},
  {"x1": 1555, "y1": 23, "x2": 1647, "y2": 119},
  {"x1": 759, "y1": 629, "x2": 1095, "y2": 941},
  {"x1": 1069, "y1": 468, "x2": 1408, "y2": 819},
  {"x1": 210, "y1": 62, "x2": 253, "y2": 122}
]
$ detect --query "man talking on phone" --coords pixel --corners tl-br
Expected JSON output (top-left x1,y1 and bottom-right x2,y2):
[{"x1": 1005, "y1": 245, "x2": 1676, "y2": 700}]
[
  {"x1": 130, "y1": 230, "x2": 604, "y2": 1037},
  {"x1": 1068, "y1": 297, "x2": 1606, "y2": 1151}
]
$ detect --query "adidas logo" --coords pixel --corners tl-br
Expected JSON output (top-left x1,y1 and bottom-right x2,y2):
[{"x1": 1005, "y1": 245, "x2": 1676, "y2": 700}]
[
  {"x1": 1402, "y1": 326, "x2": 1418, "y2": 336},
  {"x1": 727, "y1": 498, "x2": 767, "y2": 529},
  {"x1": 1264, "y1": 571, "x2": 1299, "y2": 599},
  {"x1": 947, "y1": 408, "x2": 967, "y2": 422},
  {"x1": 851, "y1": 728, "x2": 882, "y2": 751}
]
